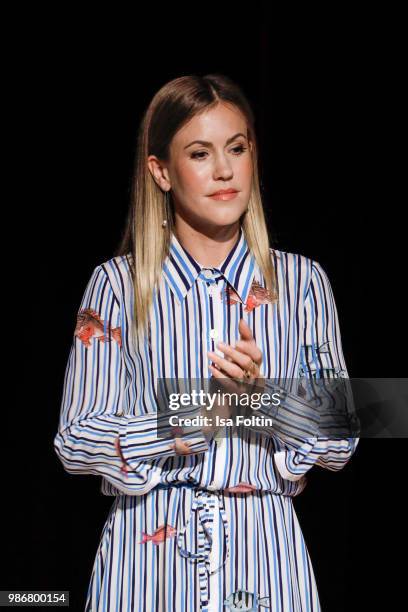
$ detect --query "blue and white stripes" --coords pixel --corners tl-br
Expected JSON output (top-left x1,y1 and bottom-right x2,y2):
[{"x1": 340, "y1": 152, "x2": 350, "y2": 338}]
[{"x1": 54, "y1": 226, "x2": 359, "y2": 610}]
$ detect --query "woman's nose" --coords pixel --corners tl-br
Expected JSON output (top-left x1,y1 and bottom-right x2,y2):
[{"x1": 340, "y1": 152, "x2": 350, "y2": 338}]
[{"x1": 213, "y1": 155, "x2": 233, "y2": 179}]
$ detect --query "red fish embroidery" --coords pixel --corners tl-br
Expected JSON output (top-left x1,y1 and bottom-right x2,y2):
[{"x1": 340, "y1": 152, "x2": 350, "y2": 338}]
[
  {"x1": 224, "y1": 482, "x2": 257, "y2": 494},
  {"x1": 75, "y1": 308, "x2": 122, "y2": 348},
  {"x1": 138, "y1": 524, "x2": 177, "y2": 545},
  {"x1": 224, "y1": 280, "x2": 274, "y2": 312}
]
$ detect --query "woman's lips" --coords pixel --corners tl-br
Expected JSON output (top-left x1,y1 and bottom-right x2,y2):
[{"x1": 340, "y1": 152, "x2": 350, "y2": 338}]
[{"x1": 208, "y1": 191, "x2": 239, "y2": 201}]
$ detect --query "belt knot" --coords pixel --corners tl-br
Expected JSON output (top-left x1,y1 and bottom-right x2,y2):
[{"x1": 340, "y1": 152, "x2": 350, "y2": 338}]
[{"x1": 176, "y1": 487, "x2": 230, "y2": 575}]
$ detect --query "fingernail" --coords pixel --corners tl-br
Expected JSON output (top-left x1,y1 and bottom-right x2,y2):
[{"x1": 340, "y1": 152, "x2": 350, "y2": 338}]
[{"x1": 218, "y1": 341, "x2": 225, "y2": 348}]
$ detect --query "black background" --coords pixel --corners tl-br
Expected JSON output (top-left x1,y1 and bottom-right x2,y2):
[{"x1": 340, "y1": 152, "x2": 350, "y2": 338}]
[{"x1": 7, "y1": 5, "x2": 405, "y2": 611}]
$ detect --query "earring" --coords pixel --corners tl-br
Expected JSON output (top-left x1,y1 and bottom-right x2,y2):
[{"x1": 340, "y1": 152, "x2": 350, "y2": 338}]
[{"x1": 162, "y1": 189, "x2": 170, "y2": 228}]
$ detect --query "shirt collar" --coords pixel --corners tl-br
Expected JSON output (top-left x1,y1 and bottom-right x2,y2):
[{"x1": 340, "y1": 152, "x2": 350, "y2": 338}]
[{"x1": 162, "y1": 227, "x2": 258, "y2": 305}]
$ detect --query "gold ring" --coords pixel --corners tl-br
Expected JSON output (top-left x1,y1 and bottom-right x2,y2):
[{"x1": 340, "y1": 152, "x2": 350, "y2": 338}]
[{"x1": 243, "y1": 359, "x2": 257, "y2": 379}]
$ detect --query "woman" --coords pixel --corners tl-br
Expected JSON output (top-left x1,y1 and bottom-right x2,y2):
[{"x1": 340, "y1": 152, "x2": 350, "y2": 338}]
[{"x1": 54, "y1": 74, "x2": 359, "y2": 612}]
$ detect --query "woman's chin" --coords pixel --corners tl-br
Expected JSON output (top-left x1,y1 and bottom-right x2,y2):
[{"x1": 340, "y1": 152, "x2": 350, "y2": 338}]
[{"x1": 204, "y1": 210, "x2": 245, "y2": 227}]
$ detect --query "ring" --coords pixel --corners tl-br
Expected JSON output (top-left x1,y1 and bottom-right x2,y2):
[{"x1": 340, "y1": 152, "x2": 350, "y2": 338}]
[{"x1": 243, "y1": 359, "x2": 257, "y2": 379}]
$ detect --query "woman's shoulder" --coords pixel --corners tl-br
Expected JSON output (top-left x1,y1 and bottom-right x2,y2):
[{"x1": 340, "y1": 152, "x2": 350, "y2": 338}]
[
  {"x1": 91, "y1": 253, "x2": 133, "y2": 300},
  {"x1": 269, "y1": 247, "x2": 334, "y2": 297},
  {"x1": 96, "y1": 252, "x2": 133, "y2": 276},
  {"x1": 269, "y1": 245, "x2": 316, "y2": 275}
]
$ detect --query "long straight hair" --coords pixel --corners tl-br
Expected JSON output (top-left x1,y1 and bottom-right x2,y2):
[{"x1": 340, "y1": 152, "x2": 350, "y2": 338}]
[{"x1": 116, "y1": 74, "x2": 279, "y2": 343}]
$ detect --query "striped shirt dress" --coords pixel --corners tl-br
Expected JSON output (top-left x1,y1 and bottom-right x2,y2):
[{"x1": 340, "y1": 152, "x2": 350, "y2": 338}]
[{"x1": 54, "y1": 227, "x2": 359, "y2": 611}]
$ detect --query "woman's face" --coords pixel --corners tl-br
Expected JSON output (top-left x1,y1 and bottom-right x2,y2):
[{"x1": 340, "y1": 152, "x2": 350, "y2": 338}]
[{"x1": 150, "y1": 102, "x2": 253, "y2": 233}]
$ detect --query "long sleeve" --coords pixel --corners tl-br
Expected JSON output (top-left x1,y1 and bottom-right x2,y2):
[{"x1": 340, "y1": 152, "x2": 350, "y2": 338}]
[
  {"x1": 244, "y1": 259, "x2": 360, "y2": 481},
  {"x1": 272, "y1": 259, "x2": 360, "y2": 481},
  {"x1": 53, "y1": 264, "x2": 209, "y2": 495}
]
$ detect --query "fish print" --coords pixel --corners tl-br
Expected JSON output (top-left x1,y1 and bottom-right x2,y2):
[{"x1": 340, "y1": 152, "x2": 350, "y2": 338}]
[
  {"x1": 114, "y1": 437, "x2": 131, "y2": 475},
  {"x1": 138, "y1": 524, "x2": 177, "y2": 545},
  {"x1": 224, "y1": 590, "x2": 271, "y2": 610},
  {"x1": 224, "y1": 482, "x2": 258, "y2": 494},
  {"x1": 223, "y1": 280, "x2": 275, "y2": 312},
  {"x1": 74, "y1": 307, "x2": 122, "y2": 348}
]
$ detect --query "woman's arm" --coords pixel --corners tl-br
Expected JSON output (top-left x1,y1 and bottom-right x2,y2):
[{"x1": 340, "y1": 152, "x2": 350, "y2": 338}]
[
  {"x1": 247, "y1": 261, "x2": 359, "y2": 481},
  {"x1": 272, "y1": 259, "x2": 360, "y2": 481},
  {"x1": 53, "y1": 264, "x2": 209, "y2": 494}
]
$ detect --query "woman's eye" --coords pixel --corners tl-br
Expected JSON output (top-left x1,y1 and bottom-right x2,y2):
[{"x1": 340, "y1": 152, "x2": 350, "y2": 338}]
[
  {"x1": 191, "y1": 145, "x2": 247, "y2": 160},
  {"x1": 191, "y1": 151, "x2": 208, "y2": 160},
  {"x1": 231, "y1": 145, "x2": 247, "y2": 155}
]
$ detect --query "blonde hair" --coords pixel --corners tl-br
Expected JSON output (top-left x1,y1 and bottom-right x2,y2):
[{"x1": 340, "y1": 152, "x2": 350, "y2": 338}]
[{"x1": 116, "y1": 73, "x2": 279, "y2": 343}]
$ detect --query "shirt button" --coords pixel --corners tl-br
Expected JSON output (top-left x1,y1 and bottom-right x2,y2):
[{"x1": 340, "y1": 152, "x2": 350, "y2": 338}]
[
  {"x1": 117, "y1": 409, "x2": 124, "y2": 416},
  {"x1": 210, "y1": 329, "x2": 218, "y2": 339},
  {"x1": 202, "y1": 268, "x2": 213, "y2": 279}
]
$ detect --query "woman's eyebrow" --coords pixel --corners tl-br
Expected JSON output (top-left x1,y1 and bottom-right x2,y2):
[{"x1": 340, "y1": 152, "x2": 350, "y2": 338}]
[{"x1": 184, "y1": 132, "x2": 247, "y2": 149}]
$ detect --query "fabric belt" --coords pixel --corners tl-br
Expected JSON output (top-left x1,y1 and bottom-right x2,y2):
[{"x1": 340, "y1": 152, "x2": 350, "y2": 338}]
[{"x1": 156, "y1": 482, "x2": 230, "y2": 611}]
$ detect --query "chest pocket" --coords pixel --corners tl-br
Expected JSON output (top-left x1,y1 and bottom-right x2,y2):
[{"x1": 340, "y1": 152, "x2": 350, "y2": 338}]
[{"x1": 299, "y1": 340, "x2": 346, "y2": 379}]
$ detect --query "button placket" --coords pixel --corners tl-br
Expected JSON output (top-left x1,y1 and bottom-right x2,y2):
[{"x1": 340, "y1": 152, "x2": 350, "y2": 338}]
[
  {"x1": 210, "y1": 278, "x2": 224, "y2": 358},
  {"x1": 207, "y1": 276, "x2": 228, "y2": 480},
  {"x1": 200, "y1": 268, "x2": 224, "y2": 352}
]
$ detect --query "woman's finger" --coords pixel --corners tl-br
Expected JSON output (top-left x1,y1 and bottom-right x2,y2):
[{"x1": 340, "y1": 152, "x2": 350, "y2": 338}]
[
  {"x1": 235, "y1": 339, "x2": 263, "y2": 364},
  {"x1": 207, "y1": 351, "x2": 246, "y2": 379},
  {"x1": 169, "y1": 437, "x2": 194, "y2": 455},
  {"x1": 216, "y1": 342, "x2": 262, "y2": 370},
  {"x1": 238, "y1": 318, "x2": 254, "y2": 341},
  {"x1": 208, "y1": 365, "x2": 245, "y2": 395}
]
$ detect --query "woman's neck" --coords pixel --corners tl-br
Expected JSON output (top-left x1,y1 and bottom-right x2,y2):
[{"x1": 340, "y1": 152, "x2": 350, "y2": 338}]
[{"x1": 173, "y1": 220, "x2": 240, "y2": 268}]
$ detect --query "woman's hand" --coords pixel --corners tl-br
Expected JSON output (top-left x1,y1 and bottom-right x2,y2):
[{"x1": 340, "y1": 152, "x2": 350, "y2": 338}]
[
  {"x1": 203, "y1": 319, "x2": 265, "y2": 436},
  {"x1": 168, "y1": 437, "x2": 196, "y2": 455},
  {"x1": 207, "y1": 319, "x2": 264, "y2": 391}
]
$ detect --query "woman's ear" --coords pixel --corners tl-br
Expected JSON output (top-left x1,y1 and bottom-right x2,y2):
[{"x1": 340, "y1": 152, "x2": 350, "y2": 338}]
[{"x1": 147, "y1": 155, "x2": 171, "y2": 191}]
